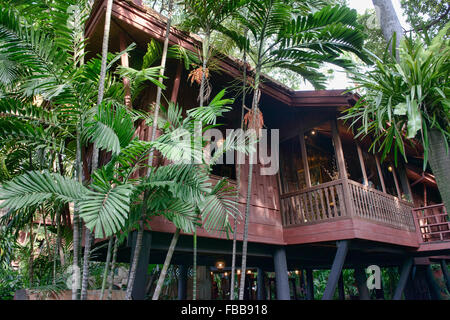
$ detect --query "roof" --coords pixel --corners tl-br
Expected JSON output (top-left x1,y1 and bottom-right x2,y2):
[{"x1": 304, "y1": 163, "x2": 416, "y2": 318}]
[{"x1": 86, "y1": 0, "x2": 359, "y2": 108}]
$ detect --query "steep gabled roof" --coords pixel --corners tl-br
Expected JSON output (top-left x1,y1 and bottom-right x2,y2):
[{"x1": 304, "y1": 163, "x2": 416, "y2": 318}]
[{"x1": 86, "y1": 0, "x2": 359, "y2": 108}]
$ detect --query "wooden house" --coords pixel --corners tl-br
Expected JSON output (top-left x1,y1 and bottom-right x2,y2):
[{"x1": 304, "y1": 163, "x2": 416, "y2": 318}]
[{"x1": 85, "y1": 0, "x2": 450, "y2": 300}]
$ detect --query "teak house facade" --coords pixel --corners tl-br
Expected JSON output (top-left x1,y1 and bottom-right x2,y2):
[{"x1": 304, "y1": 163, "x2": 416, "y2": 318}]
[{"x1": 85, "y1": 0, "x2": 450, "y2": 300}]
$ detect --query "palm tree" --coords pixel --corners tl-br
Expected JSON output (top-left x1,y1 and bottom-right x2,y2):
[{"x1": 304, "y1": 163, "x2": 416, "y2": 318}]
[
  {"x1": 221, "y1": 0, "x2": 368, "y2": 299},
  {"x1": 80, "y1": 0, "x2": 114, "y2": 301},
  {"x1": 178, "y1": 0, "x2": 249, "y2": 299},
  {"x1": 343, "y1": 24, "x2": 450, "y2": 211},
  {"x1": 0, "y1": 0, "x2": 163, "y2": 299},
  {"x1": 126, "y1": 0, "x2": 174, "y2": 298},
  {"x1": 150, "y1": 91, "x2": 251, "y2": 300}
]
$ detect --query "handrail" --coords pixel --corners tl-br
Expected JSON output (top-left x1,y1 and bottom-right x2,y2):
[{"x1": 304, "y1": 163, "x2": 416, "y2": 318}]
[
  {"x1": 280, "y1": 178, "x2": 416, "y2": 231},
  {"x1": 412, "y1": 203, "x2": 446, "y2": 211},
  {"x1": 347, "y1": 179, "x2": 414, "y2": 208},
  {"x1": 412, "y1": 204, "x2": 450, "y2": 243},
  {"x1": 279, "y1": 179, "x2": 344, "y2": 199}
]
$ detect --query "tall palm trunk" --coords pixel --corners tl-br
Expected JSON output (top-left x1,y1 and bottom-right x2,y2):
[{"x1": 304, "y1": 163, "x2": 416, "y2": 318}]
[
  {"x1": 125, "y1": 220, "x2": 144, "y2": 299},
  {"x1": 152, "y1": 228, "x2": 180, "y2": 299},
  {"x1": 125, "y1": 0, "x2": 174, "y2": 299},
  {"x1": 53, "y1": 209, "x2": 61, "y2": 285},
  {"x1": 80, "y1": 231, "x2": 93, "y2": 300},
  {"x1": 230, "y1": 33, "x2": 248, "y2": 300},
  {"x1": 238, "y1": 31, "x2": 263, "y2": 298},
  {"x1": 107, "y1": 236, "x2": 118, "y2": 300},
  {"x1": 72, "y1": 124, "x2": 82, "y2": 300},
  {"x1": 99, "y1": 237, "x2": 113, "y2": 299},
  {"x1": 28, "y1": 218, "x2": 34, "y2": 286},
  {"x1": 191, "y1": 29, "x2": 211, "y2": 301},
  {"x1": 238, "y1": 86, "x2": 259, "y2": 300},
  {"x1": 428, "y1": 129, "x2": 450, "y2": 212},
  {"x1": 198, "y1": 30, "x2": 211, "y2": 108},
  {"x1": 79, "y1": 0, "x2": 114, "y2": 299},
  {"x1": 193, "y1": 231, "x2": 197, "y2": 300}
]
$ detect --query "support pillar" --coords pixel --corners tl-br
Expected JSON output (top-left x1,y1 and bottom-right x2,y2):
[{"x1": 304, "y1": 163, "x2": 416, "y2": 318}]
[
  {"x1": 273, "y1": 247, "x2": 290, "y2": 300},
  {"x1": 256, "y1": 268, "x2": 266, "y2": 300},
  {"x1": 129, "y1": 230, "x2": 152, "y2": 300},
  {"x1": 338, "y1": 273, "x2": 345, "y2": 300},
  {"x1": 322, "y1": 240, "x2": 349, "y2": 300},
  {"x1": 425, "y1": 265, "x2": 442, "y2": 300},
  {"x1": 354, "y1": 266, "x2": 370, "y2": 300},
  {"x1": 440, "y1": 260, "x2": 450, "y2": 293},
  {"x1": 306, "y1": 268, "x2": 314, "y2": 300},
  {"x1": 393, "y1": 258, "x2": 413, "y2": 300},
  {"x1": 178, "y1": 265, "x2": 188, "y2": 300}
]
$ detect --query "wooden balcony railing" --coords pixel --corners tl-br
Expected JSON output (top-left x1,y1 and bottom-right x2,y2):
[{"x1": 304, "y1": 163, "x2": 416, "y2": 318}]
[
  {"x1": 412, "y1": 204, "x2": 450, "y2": 243},
  {"x1": 347, "y1": 180, "x2": 416, "y2": 231},
  {"x1": 280, "y1": 179, "x2": 347, "y2": 226},
  {"x1": 280, "y1": 179, "x2": 416, "y2": 231}
]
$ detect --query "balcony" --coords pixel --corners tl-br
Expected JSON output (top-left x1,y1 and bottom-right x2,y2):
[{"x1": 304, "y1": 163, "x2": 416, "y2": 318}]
[
  {"x1": 280, "y1": 179, "x2": 419, "y2": 246},
  {"x1": 413, "y1": 204, "x2": 450, "y2": 252}
]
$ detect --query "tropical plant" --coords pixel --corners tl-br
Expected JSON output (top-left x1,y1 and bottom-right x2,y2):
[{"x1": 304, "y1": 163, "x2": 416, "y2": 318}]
[
  {"x1": 342, "y1": 24, "x2": 450, "y2": 211},
  {"x1": 0, "y1": 0, "x2": 164, "y2": 300},
  {"x1": 221, "y1": 0, "x2": 368, "y2": 299}
]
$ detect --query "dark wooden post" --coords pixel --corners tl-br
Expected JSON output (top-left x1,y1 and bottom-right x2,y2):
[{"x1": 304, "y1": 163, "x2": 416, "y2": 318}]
[
  {"x1": 393, "y1": 258, "x2": 413, "y2": 300},
  {"x1": 425, "y1": 265, "x2": 442, "y2": 300},
  {"x1": 306, "y1": 268, "x2": 314, "y2": 300},
  {"x1": 338, "y1": 273, "x2": 345, "y2": 300},
  {"x1": 273, "y1": 247, "x2": 290, "y2": 300},
  {"x1": 170, "y1": 62, "x2": 183, "y2": 103},
  {"x1": 423, "y1": 184, "x2": 427, "y2": 206},
  {"x1": 356, "y1": 144, "x2": 368, "y2": 186},
  {"x1": 298, "y1": 123, "x2": 311, "y2": 188},
  {"x1": 178, "y1": 264, "x2": 188, "y2": 300},
  {"x1": 375, "y1": 155, "x2": 387, "y2": 193},
  {"x1": 291, "y1": 278, "x2": 298, "y2": 300},
  {"x1": 257, "y1": 268, "x2": 266, "y2": 300},
  {"x1": 391, "y1": 164, "x2": 402, "y2": 198},
  {"x1": 354, "y1": 266, "x2": 370, "y2": 300},
  {"x1": 398, "y1": 161, "x2": 413, "y2": 201},
  {"x1": 331, "y1": 120, "x2": 354, "y2": 217},
  {"x1": 119, "y1": 33, "x2": 132, "y2": 108},
  {"x1": 440, "y1": 260, "x2": 450, "y2": 293},
  {"x1": 129, "y1": 231, "x2": 152, "y2": 300},
  {"x1": 322, "y1": 240, "x2": 349, "y2": 300},
  {"x1": 331, "y1": 119, "x2": 348, "y2": 180}
]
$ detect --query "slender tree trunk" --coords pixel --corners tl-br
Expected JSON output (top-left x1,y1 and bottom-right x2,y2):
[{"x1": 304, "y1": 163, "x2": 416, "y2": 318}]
[
  {"x1": 72, "y1": 124, "x2": 83, "y2": 300},
  {"x1": 372, "y1": 0, "x2": 403, "y2": 59},
  {"x1": 79, "y1": 0, "x2": 114, "y2": 299},
  {"x1": 126, "y1": 220, "x2": 144, "y2": 300},
  {"x1": 43, "y1": 213, "x2": 51, "y2": 260},
  {"x1": 198, "y1": 31, "x2": 211, "y2": 108},
  {"x1": 28, "y1": 218, "x2": 34, "y2": 286},
  {"x1": 53, "y1": 209, "x2": 61, "y2": 285},
  {"x1": 239, "y1": 67, "x2": 261, "y2": 300},
  {"x1": 230, "y1": 34, "x2": 248, "y2": 300},
  {"x1": 107, "y1": 236, "x2": 118, "y2": 300},
  {"x1": 80, "y1": 230, "x2": 93, "y2": 300},
  {"x1": 100, "y1": 236, "x2": 114, "y2": 299},
  {"x1": 193, "y1": 231, "x2": 197, "y2": 300},
  {"x1": 152, "y1": 228, "x2": 180, "y2": 300},
  {"x1": 126, "y1": 0, "x2": 174, "y2": 298},
  {"x1": 428, "y1": 129, "x2": 450, "y2": 212}
]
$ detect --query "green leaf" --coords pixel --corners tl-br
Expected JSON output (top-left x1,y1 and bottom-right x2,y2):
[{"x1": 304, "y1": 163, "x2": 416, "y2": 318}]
[
  {"x1": 393, "y1": 102, "x2": 407, "y2": 116},
  {"x1": 79, "y1": 183, "x2": 133, "y2": 239},
  {"x1": 0, "y1": 171, "x2": 86, "y2": 210}
]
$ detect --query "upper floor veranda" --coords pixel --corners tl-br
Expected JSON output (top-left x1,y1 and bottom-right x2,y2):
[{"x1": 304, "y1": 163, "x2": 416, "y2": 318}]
[{"x1": 85, "y1": 0, "x2": 450, "y2": 254}]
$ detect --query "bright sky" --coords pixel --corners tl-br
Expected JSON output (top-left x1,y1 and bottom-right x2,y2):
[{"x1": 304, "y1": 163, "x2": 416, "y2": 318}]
[{"x1": 298, "y1": 0, "x2": 409, "y2": 91}]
